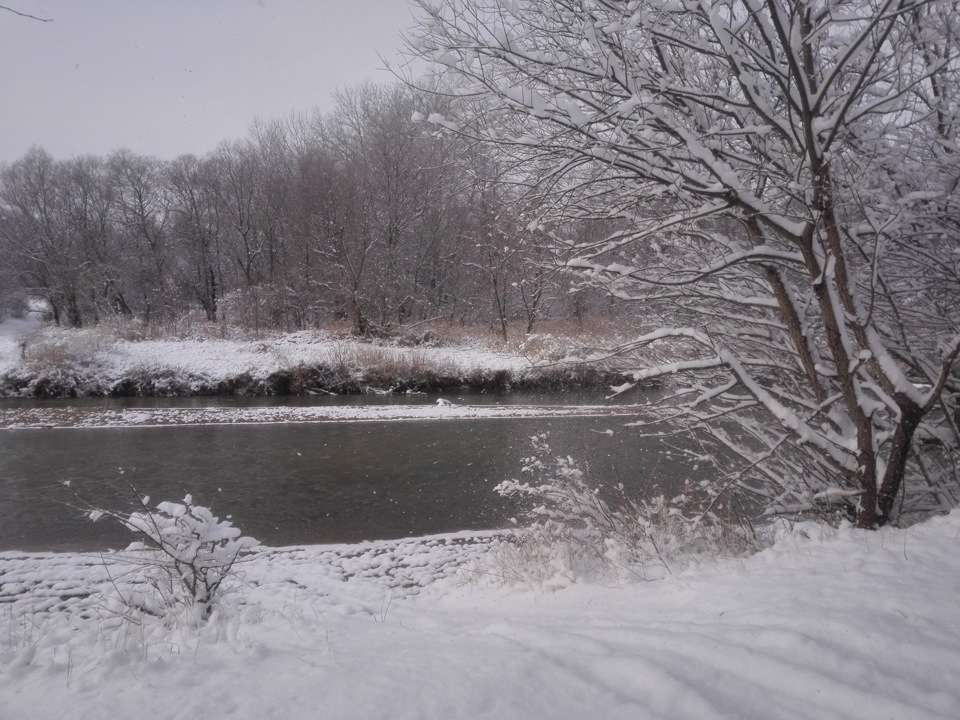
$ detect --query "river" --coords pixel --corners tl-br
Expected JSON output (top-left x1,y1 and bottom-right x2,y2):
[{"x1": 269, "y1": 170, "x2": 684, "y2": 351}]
[{"x1": 0, "y1": 393, "x2": 692, "y2": 551}]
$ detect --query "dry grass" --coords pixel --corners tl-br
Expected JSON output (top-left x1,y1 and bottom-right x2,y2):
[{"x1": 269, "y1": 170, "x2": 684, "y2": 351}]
[
  {"x1": 19, "y1": 326, "x2": 112, "y2": 371},
  {"x1": 476, "y1": 435, "x2": 761, "y2": 588},
  {"x1": 75, "y1": 312, "x2": 630, "y2": 350},
  {"x1": 473, "y1": 498, "x2": 760, "y2": 590},
  {"x1": 317, "y1": 343, "x2": 458, "y2": 390}
]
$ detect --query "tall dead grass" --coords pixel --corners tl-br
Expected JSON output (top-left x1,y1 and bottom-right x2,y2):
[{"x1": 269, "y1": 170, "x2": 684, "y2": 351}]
[{"x1": 470, "y1": 433, "x2": 761, "y2": 588}]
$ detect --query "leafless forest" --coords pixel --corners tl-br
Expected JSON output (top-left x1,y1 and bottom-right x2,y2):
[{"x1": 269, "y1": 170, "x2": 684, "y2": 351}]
[{"x1": 0, "y1": 83, "x2": 609, "y2": 338}]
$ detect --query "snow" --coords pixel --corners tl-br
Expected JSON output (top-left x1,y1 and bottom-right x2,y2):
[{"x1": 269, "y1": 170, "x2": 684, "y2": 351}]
[
  {"x1": 0, "y1": 325, "x2": 538, "y2": 395},
  {"x1": 0, "y1": 401, "x2": 649, "y2": 430},
  {"x1": 110, "y1": 335, "x2": 526, "y2": 380},
  {"x1": 3, "y1": 512, "x2": 960, "y2": 719},
  {"x1": 0, "y1": 315, "x2": 39, "y2": 375}
]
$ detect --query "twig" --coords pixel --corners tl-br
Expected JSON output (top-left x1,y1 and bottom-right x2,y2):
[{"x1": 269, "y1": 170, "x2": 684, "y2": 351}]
[{"x1": 0, "y1": 4, "x2": 53, "y2": 22}]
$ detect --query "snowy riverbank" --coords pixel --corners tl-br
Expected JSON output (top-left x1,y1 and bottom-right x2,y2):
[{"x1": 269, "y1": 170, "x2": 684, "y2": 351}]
[
  {"x1": 3, "y1": 513, "x2": 960, "y2": 719},
  {"x1": 0, "y1": 322, "x2": 623, "y2": 398}
]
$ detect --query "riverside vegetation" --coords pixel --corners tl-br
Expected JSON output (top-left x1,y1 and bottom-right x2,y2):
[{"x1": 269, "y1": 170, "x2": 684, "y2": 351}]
[{"x1": 0, "y1": 317, "x2": 631, "y2": 398}]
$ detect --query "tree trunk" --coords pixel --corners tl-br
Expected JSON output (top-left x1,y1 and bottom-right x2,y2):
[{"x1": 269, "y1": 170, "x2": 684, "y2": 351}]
[{"x1": 877, "y1": 400, "x2": 924, "y2": 525}]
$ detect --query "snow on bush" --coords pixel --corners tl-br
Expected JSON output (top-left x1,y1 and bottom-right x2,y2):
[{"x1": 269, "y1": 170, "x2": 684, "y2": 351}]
[
  {"x1": 490, "y1": 433, "x2": 758, "y2": 586},
  {"x1": 88, "y1": 494, "x2": 259, "y2": 623}
]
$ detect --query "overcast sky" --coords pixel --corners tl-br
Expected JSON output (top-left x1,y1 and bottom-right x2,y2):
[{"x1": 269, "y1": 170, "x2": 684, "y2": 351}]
[{"x1": 0, "y1": 0, "x2": 423, "y2": 163}]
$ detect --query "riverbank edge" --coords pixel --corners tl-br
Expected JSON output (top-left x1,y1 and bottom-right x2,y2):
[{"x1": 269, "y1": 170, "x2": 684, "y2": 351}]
[
  {"x1": 0, "y1": 359, "x2": 628, "y2": 399},
  {"x1": 0, "y1": 530, "x2": 506, "y2": 616}
]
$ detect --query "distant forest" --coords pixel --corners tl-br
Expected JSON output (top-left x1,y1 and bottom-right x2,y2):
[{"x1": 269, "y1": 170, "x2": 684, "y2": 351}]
[{"x1": 0, "y1": 83, "x2": 609, "y2": 338}]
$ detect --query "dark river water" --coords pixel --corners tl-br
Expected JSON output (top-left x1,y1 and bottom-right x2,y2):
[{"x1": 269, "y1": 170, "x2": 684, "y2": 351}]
[{"x1": 0, "y1": 395, "x2": 692, "y2": 551}]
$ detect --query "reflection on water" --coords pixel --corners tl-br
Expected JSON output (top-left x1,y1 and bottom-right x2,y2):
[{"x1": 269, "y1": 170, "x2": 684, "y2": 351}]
[{"x1": 0, "y1": 398, "x2": 692, "y2": 551}]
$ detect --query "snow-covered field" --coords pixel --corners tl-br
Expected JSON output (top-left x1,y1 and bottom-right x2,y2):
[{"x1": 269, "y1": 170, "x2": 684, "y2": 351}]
[{"x1": 3, "y1": 513, "x2": 959, "y2": 719}]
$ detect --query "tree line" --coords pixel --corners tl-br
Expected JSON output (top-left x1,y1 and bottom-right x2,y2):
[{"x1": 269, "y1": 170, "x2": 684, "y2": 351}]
[{"x1": 0, "y1": 83, "x2": 601, "y2": 337}]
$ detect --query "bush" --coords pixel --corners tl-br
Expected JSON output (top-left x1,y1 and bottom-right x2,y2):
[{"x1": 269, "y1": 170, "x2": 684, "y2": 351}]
[
  {"x1": 88, "y1": 494, "x2": 259, "y2": 623},
  {"x1": 491, "y1": 434, "x2": 758, "y2": 586}
]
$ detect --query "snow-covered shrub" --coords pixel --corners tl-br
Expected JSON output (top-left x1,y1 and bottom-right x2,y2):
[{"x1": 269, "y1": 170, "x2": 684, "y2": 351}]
[
  {"x1": 492, "y1": 434, "x2": 758, "y2": 585},
  {"x1": 517, "y1": 333, "x2": 566, "y2": 364},
  {"x1": 3, "y1": 326, "x2": 115, "y2": 397},
  {"x1": 20, "y1": 326, "x2": 111, "y2": 369},
  {"x1": 89, "y1": 494, "x2": 258, "y2": 622}
]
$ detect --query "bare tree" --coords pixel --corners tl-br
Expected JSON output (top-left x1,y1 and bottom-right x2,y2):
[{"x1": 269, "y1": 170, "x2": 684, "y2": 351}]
[
  {"x1": 411, "y1": 0, "x2": 960, "y2": 527},
  {"x1": 0, "y1": 148, "x2": 127, "y2": 327},
  {"x1": 108, "y1": 150, "x2": 173, "y2": 327},
  {"x1": 165, "y1": 155, "x2": 224, "y2": 323},
  {"x1": 312, "y1": 83, "x2": 472, "y2": 334},
  {"x1": 457, "y1": 156, "x2": 552, "y2": 340},
  {"x1": 0, "y1": 148, "x2": 78, "y2": 324},
  {"x1": 61, "y1": 154, "x2": 131, "y2": 322}
]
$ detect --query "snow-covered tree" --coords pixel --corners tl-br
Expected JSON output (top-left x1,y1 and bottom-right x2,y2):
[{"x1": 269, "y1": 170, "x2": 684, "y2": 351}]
[{"x1": 410, "y1": 0, "x2": 960, "y2": 527}]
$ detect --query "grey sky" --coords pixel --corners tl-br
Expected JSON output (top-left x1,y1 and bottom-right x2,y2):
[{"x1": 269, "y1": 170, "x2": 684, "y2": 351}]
[{"x1": 0, "y1": 0, "x2": 421, "y2": 163}]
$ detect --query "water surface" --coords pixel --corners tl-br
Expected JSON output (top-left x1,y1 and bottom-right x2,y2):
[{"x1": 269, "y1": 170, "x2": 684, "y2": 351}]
[{"x1": 0, "y1": 394, "x2": 689, "y2": 551}]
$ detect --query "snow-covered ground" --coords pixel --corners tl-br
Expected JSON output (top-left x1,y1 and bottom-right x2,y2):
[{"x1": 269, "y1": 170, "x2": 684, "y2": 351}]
[
  {"x1": 3, "y1": 513, "x2": 959, "y2": 719},
  {"x1": 0, "y1": 322, "x2": 536, "y2": 394},
  {"x1": 81, "y1": 332, "x2": 528, "y2": 378}
]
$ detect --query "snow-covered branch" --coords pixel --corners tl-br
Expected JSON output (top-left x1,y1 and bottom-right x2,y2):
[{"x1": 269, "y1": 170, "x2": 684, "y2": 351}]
[{"x1": 410, "y1": 0, "x2": 960, "y2": 527}]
